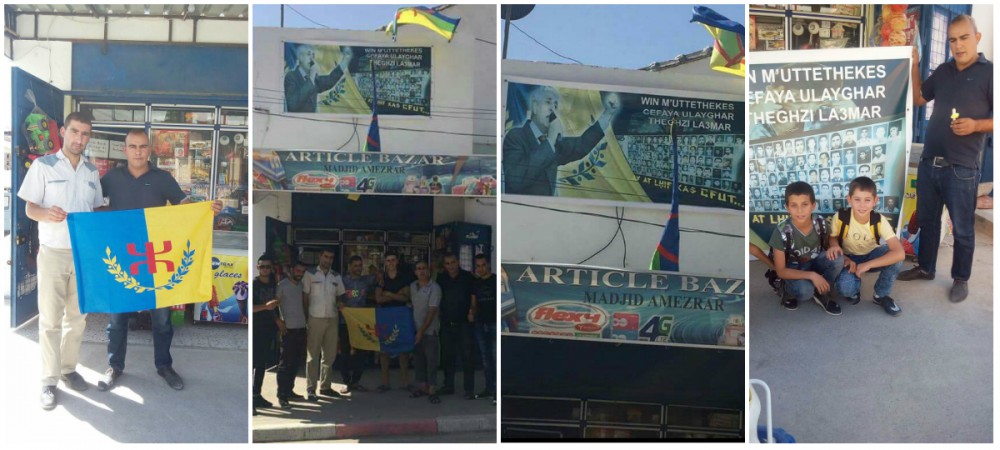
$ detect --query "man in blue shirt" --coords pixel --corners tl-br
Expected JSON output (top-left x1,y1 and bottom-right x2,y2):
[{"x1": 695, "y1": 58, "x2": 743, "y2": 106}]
[{"x1": 898, "y1": 15, "x2": 993, "y2": 303}]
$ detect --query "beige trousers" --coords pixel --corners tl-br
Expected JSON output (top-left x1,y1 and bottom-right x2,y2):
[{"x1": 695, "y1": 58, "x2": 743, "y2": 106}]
[
  {"x1": 37, "y1": 246, "x2": 87, "y2": 386},
  {"x1": 306, "y1": 316, "x2": 339, "y2": 392}
]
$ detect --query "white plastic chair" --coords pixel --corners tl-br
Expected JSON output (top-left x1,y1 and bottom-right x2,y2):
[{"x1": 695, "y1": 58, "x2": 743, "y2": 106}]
[{"x1": 749, "y1": 379, "x2": 773, "y2": 444}]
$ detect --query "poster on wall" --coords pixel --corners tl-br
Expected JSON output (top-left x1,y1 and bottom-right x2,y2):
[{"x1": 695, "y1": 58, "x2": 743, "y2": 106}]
[
  {"x1": 283, "y1": 42, "x2": 431, "y2": 116},
  {"x1": 500, "y1": 263, "x2": 745, "y2": 349},
  {"x1": 747, "y1": 46, "x2": 912, "y2": 245},
  {"x1": 194, "y1": 254, "x2": 249, "y2": 324},
  {"x1": 502, "y1": 80, "x2": 744, "y2": 211},
  {"x1": 252, "y1": 150, "x2": 496, "y2": 196}
]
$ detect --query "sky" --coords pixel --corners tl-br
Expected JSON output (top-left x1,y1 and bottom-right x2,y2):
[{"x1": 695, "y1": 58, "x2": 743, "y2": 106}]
[{"x1": 253, "y1": 4, "x2": 746, "y2": 70}]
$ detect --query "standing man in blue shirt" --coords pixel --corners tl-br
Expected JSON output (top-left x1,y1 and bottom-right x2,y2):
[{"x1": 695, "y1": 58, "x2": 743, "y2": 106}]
[{"x1": 898, "y1": 15, "x2": 993, "y2": 303}]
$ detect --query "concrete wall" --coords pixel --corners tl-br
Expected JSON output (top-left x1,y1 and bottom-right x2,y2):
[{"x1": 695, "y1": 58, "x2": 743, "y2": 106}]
[
  {"x1": 252, "y1": 4, "x2": 496, "y2": 155},
  {"x1": 501, "y1": 60, "x2": 744, "y2": 279},
  {"x1": 972, "y1": 4, "x2": 992, "y2": 60}
]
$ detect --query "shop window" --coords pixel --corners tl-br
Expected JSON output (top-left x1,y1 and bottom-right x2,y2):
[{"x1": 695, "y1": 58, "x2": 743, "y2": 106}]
[
  {"x1": 151, "y1": 129, "x2": 214, "y2": 201},
  {"x1": 221, "y1": 108, "x2": 248, "y2": 126},
  {"x1": 750, "y1": 5, "x2": 785, "y2": 12},
  {"x1": 750, "y1": 15, "x2": 786, "y2": 51},
  {"x1": 790, "y1": 4, "x2": 862, "y2": 17},
  {"x1": 151, "y1": 105, "x2": 216, "y2": 125},
  {"x1": 79, "y1": 103, "x2": 145, "y2": 123},
  {"x1": 214, "y1": 130, "x2": 249, "y2": 231},
  {"x1": 790, "y1": 17, "x2": 860, "y2": 50}
]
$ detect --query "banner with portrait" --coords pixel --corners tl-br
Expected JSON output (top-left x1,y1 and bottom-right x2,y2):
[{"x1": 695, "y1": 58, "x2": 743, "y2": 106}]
[
  {"x1": 283, "y1": 42, "x2": 431, "y2": 116},
  {"x1": 747, "y1": 46, "x2": 912, "y2": 245},
  {"x1": 503, "y1": 79, "x2": 745, "y2": 211},
  {"x1": 500, "y1": 263, "x2": 745, "y2": 349}
]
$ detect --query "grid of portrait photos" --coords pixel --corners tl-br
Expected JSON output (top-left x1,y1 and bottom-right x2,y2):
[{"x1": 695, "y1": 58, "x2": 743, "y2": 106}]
[
  {"x1": 749, "y1": 118, "x2": 904, "y2": 214},
  {"x1": 619, "y1": 133, "x2": 744, "y2": 194}
]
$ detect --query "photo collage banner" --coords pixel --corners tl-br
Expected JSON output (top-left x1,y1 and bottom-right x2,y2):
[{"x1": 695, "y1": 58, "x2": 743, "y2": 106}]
[
  {"x1": 503, "y1": 80, "x2": 745, "y2": 211},
  {"x1": 284, "y1": 42, "x2": 431, "y2": 116},
  {"x1": 747, "y1": 46, "x2": 912, "y2": 243}
]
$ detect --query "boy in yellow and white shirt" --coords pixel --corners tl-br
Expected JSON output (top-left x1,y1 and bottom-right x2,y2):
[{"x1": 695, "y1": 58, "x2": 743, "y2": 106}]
[{"x1": 826, "y1": 177, "x2": 906, "y2": 316}]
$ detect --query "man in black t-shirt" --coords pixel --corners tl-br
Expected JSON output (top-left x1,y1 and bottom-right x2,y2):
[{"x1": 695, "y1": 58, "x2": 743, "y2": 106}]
[
  {"x1": 252, "y1": 255, "x2": 281, "y2": 414},
  {"x1": 435, "y1": 253, "x2": 477, "y2": 399},
  {"x1": 472, "y1": 254, "x2": 496, "y2": 402},
  {"x1": 899, "y1": 15, "x2": 993, "y2": 303},
  {"x1": 375, "y1": 253, "x2": 414, "y2": 392}
]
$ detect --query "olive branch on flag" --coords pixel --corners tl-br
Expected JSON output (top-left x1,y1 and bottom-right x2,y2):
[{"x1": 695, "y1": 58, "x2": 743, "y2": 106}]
[{"x1": 103, "y1": 241, "x2": 195, "y2": 294}]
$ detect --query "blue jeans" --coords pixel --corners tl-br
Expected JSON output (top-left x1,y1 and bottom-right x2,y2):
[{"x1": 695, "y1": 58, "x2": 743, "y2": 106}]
[
  {"x1": 473, "y1": 322, "x2": 496, "y2": 393},
  {"x1": 916, "y1": 158, "x2": 980, "y2": 281},
  {"x1": 785, "y1": 254, "x2": 844, "y2": 301},
  {"x1": 835, "y1": 245, "x2": 903, "y2": 299},
  {"x1": 107, "y1": 307, "x2": 174, "y2": 371}
]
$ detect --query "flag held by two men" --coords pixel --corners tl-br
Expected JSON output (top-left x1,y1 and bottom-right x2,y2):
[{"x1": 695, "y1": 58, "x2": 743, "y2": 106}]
[{"x1": 68, "y1": 202, "x2": 214, "y2": 314}]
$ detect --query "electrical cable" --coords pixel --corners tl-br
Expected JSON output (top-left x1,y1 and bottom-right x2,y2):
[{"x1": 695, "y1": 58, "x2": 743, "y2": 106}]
[{"x1": 510, "y1": 22, "x2": 584, "y2": 65}]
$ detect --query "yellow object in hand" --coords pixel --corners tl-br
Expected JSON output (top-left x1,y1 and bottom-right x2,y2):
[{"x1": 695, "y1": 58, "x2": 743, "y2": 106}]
[{"x1": 951, "y1": 108, "x2": 960, "y2": 120}]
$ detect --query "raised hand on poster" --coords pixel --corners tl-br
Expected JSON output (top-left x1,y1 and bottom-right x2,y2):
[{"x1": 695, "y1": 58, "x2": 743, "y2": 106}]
[{"x1": 338, "y1": 46, "x2": 354, "y2": 71}]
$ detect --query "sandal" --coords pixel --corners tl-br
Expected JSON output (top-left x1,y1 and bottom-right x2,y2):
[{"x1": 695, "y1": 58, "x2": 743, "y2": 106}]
[
  {"x1": 376, "y1": 384, "x2": 390, "y2": 393},
  {"x1": 429, "y1": 394, "x2": 441, "y2": 404},
  {"x1": 409, "y1": 390, "x2": 426, "y2": 398}
]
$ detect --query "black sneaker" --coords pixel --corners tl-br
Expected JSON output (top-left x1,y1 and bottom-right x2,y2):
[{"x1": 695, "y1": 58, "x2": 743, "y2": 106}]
[
  {"x1": 287, "y1": 391, "x2": 305, "y2": 400},
  {"x1": 781, "y1": 295, "x2": 798, "y2": 311},
  {"x1": 813, "y1": 294, "x2": 842, "y2": 316},
  {"x1": 97, "y1": 367, "x2": 122, "y2": 391},
  {"x1": 41, "y1": 386, "x2": 56, "y2": 410},
  {"x1": 846, "y1": 292, "x2": 861, "y2": 305},
  {"x1": 278, "y1": 397, "x2": 291, "y2": 409},
  {"x1": 306, "y1": 390, "x2": 319, "y2": 402},
  {"x1": 950, "y1": 280, "x2": 969, "y2": 303},
  {"x1": 157, "y1": 367, "x2": 185, "y2": 390},
  {"x1": 873, "y1": 295, "x2": 901, "y2": 316},
  {"x1": 253, "y1": 395, "x2": 274, "y2": 408},
  {"x1": 319, "y1": 388, "x2": 342, "y2": 398},
  {"x1": 897, "y1": 266, "x2": 934, "y2": 281},
  {"x1": 61, "y1": 371, "x2": 89, "y2": 391}
]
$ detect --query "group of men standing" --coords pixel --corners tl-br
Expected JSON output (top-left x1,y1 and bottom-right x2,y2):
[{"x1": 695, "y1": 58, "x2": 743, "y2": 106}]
[
  {"x1": 253, "y1": 250, "x2": 496, "y2": 412},
  {"x1": 18, "y1": 112, "x2": 222, "y2": 410}
]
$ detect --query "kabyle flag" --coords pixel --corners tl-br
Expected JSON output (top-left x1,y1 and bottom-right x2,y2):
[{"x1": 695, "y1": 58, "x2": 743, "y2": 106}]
[
  {"x1": 67, "y1": 202, "x2": 214, "y2": 313},
  {"x1": 341, "y1": 306, "x2": 416, "y2": 354},
  {"x1": 691, "y1": 6, "x2": 745, "y2": 77},
  {"x1": 650, "y1": 124, "x2": 681, "y2": 272},
  {"x1": 363, "y1": 61, "x2": 382, "y2": 152}
]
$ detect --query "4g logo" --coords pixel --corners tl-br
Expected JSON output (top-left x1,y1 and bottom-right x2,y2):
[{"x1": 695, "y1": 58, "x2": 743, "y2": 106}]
[
  {"x1": 638, "y1": 315, "x2": 674, "y2": 343},
  {"x1": 357, "y1": 177, "x2": 377, "y2": 192}
]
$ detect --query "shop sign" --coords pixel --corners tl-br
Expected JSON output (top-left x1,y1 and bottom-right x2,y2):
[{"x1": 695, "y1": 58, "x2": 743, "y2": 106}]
[
  {"x1": 253, "y1": 150, "x2": 496, "y2": 197},
  {"x1": 501, "y1": 263, "x2": 744, "y2": 349}
]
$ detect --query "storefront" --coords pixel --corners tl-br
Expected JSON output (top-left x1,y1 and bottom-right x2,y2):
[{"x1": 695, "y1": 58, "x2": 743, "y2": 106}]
[
  {"x1": 499, "y1": 264, "x2": 744, "y2": 441},
  {"x1": 253, "y1": 151, "x2": 496, "y2": 277},
  {"x1": 8, "y1": 7, "x2": 248, "y2": 327}
]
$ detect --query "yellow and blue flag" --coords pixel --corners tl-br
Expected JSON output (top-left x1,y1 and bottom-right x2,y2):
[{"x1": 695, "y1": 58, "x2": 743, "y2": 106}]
[
  {"x1": 387, "y1": 6, "x2": 461, "y2": 42},
  {"x1": 67, "y1": 202, "x2": 214, "y2": 313},
  {"x1": 690, "y1": 6, "x2": 745, "y2": 77},
  {"x1": 341, "y1": 306, "x2": 416, "y2": 354}
]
